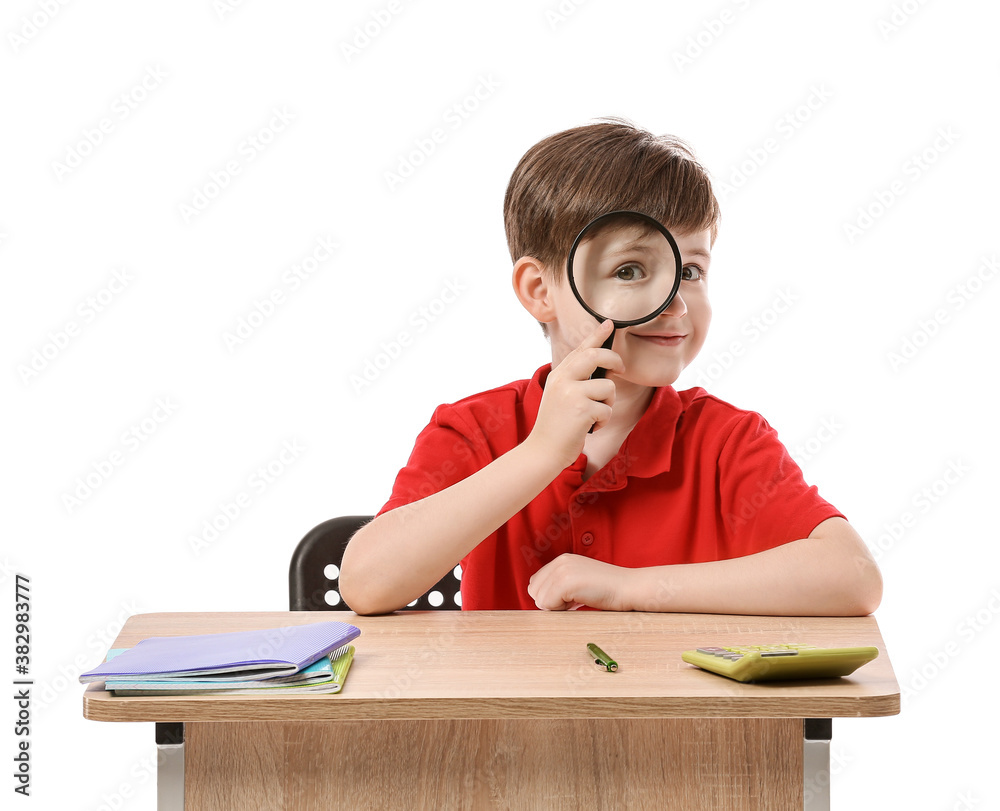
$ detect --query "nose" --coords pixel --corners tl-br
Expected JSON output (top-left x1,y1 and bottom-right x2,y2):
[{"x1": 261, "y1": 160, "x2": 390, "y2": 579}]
[{"x1": 659, "y1": 290, "x2": 687, "y2": 319}]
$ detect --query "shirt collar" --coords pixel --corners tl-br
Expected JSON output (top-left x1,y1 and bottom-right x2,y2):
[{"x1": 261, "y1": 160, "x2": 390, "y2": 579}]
[
  {"x1": 620, "y1": 383, "x2": 684, "y2": 478},
  {"x1": 524, "y1": 364, "x2": 684, "y2": 483}
]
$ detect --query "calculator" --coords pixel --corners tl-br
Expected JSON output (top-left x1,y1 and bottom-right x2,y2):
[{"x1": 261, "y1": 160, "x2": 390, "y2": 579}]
[{"x1": 681, "y1": 643, "x2": 879, "y2": 683}]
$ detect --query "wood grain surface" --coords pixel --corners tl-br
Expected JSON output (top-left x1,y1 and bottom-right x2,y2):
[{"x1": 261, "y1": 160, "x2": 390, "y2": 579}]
[
  {"x1": 83, "y1": 610, "x2": 899, "y2": 722},
  {"x1": 184, "y1": 717, "x2": 804, "y2": 810}
]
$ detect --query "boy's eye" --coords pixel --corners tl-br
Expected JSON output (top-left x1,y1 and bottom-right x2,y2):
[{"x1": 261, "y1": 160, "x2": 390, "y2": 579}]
[
  {"x1": 615, "y1": 263, "x2": 645, "y2": 282},
  {"x1": 682, "y1": 264, "x2": 704, "y2": 281}
]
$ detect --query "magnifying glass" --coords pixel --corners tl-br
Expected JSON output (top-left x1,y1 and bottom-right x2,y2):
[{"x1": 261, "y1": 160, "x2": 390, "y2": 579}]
[{"x1": 566, "y1": 210, "x2": 683, "y2": 381}]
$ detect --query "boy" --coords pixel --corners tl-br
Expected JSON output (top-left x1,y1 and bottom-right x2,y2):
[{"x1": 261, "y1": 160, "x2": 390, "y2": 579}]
[{"x1": 340, "y1": 119, "x2": 882, "y2": 617}]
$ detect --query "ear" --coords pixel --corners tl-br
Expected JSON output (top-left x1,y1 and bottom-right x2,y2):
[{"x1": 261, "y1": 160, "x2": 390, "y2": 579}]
[{"x1": 512, "y1": 256, "x2": 558, "y2": 323}]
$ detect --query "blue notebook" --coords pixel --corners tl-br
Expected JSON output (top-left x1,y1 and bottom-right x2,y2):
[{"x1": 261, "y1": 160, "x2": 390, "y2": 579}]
[
  {"x1": 104, "y1": 644, "x2": 357, "y2": 695},
  {"x1": 78, "y1": 621, "x2": 360, "y2": 683}
]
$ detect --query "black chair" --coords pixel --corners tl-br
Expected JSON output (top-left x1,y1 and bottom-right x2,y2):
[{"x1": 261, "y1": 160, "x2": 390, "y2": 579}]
[{"x1": 288, "y1": 515, "x2": 463, "y2": 611}]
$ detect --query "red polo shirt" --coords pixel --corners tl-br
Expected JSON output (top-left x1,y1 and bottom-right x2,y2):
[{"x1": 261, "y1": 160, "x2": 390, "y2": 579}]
[{"x1": 378, "y1": 364, "x2": 845, "y2": 610}]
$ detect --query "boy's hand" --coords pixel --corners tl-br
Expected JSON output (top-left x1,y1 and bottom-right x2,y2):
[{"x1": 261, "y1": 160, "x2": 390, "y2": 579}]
[
  {"x1": 525, "y1": 319, "x2": 624, "y2": 470},
  {"x1": 527, "y1": 553, "x2": 632, "y2": 611}
]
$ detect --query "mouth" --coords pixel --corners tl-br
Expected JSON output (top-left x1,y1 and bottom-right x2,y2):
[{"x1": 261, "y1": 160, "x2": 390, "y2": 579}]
[{"x1": 631, "y1": 332, "x2": 687, "y2": 347}]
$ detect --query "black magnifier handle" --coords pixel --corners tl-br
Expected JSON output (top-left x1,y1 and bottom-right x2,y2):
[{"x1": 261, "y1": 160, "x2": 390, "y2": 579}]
[
  {"x1": 590, "y1": 322, "x2": 616, "y2": 381},
  {"x1": 588, "y1": 323, "x2": 616, "y2": 432}
]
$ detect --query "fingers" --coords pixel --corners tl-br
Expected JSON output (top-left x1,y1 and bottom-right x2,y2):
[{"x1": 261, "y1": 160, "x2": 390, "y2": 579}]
[
  {"x1": 528, "y1": 554, "x2": 579, "y2": 611},
  {"x1": 558, "y1": 320, "x2": 625, "y2": 381},
  {"x1": 526, "y1": 319, "x2": 625, "y2": 468}
]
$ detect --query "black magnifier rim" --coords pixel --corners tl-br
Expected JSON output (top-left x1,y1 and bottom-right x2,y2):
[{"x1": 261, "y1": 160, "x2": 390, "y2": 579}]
[{"x1": 566, "y1": 210, "x2": 684, "y2": 328}]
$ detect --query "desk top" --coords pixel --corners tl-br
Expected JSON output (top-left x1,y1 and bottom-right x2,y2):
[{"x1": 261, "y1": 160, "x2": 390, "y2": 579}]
[{"x1": 83, "y1": 611, "x2": 900, "y2": 723}]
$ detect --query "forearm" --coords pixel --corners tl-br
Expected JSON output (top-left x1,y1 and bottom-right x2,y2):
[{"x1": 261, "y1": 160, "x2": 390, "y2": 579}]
[
  {"x1": 340, "y1": 437, "x2": 563, "y2": 615},
  {"x1": 625, "y1": 534, "x2": 883, "y2": 616}
]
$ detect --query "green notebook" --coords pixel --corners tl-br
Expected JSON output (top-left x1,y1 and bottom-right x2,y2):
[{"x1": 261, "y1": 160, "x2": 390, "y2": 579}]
[{"x1": 104, "y1": 644, "x2": 356, "y2": 695}]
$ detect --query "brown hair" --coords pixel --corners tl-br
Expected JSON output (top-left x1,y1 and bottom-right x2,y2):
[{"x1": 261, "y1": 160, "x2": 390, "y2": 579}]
[{"x1": 503, "y1": 118, "x2": 720, "y2": 278}]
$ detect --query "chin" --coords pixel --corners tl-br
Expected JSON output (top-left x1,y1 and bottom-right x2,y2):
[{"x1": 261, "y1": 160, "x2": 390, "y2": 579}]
[{"x1": 617, "y1": 363, "x2": 684, "y2": 389}]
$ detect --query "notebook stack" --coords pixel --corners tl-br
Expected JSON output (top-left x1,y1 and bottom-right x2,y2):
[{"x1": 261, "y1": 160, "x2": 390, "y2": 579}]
[{"x1": 78, "y1": 621, "x2": 360, "y2": 696}]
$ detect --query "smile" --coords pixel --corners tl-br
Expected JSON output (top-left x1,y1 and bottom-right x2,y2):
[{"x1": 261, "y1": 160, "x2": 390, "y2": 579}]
[{"x1": 631, "y1": 333, "x2": 687, "y2": 347}]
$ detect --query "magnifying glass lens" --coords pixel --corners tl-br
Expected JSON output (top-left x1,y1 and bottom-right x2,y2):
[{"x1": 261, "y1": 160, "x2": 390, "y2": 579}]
[{"x1": 569, "y1": 212, "x2": 681, "y2": 325}]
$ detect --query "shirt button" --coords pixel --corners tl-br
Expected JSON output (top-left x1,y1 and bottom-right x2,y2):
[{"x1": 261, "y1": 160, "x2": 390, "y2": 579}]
[{"x1": 581, "y1": 532, "x2": 595, "y2": 546}]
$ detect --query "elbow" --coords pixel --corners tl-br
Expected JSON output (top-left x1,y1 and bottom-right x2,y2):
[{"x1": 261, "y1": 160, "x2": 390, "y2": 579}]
[
  {"x1": 342, "y1": 593, "x2": 393, "y2": 617},
  {"x1": 339, "y1": 555, "x2": 398, "y2": 616},
  {"x1": 339, "y1": 538, "x2": 409, "y2": 616},
  {"x1": 855, "y1": 564, "x2": 884, "y2": 616},
  {"x1": 835, "y1": 557, "x2": 884, "y2": 616},
  {"x1": 337, "y1": 572, "x2": 373, "y2": 615},
  {"x1": 339, "y1": 574, "x2": 398, "y2": 616},
  {"x1": 811, "y1": 522, "x2": 884, "y2": 616}
]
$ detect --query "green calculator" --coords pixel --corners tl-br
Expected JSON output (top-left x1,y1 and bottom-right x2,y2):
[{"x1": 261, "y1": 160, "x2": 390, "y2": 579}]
[{"x1": 681, "y1": 643, "x2": 879, "y2": 683}]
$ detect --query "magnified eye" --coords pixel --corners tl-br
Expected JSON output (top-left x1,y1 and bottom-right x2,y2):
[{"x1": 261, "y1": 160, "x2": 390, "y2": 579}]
[{"x1": 615, "y1": 263, "x2": 645, "y2": 282}]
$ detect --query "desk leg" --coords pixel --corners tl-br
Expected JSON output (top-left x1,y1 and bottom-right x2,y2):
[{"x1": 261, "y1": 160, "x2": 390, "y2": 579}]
[
  {"x1": 156, "y1": 722, "x2": 185, "y2": 811},
  {"x1": 803, "y1": 718, "x2": 831, "y2": 811}
]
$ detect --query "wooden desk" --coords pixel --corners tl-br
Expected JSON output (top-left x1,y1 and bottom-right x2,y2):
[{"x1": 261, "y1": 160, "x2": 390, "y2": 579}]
[{"x1": 84, "y1": 611, "x2": 899, "y2": 810}]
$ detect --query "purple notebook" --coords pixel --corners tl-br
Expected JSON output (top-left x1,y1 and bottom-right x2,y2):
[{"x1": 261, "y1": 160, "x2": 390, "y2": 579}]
[{"x1": 78, "y1": 621, "x2": 360, "y2": 683}]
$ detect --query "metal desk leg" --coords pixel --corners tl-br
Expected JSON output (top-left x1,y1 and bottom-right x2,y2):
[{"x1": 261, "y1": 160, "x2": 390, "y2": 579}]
[
  {"x1": 803, "y1": 718, "x2": 832, "y2": 811},
  {"x1": 155, "y1": 723, "x2": 185, "y2": 811}
]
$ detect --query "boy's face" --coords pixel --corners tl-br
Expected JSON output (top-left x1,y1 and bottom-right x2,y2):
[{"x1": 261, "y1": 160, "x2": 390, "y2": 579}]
[{"x1": 546, "y1": 227, "x2": 713, "y2": 389}]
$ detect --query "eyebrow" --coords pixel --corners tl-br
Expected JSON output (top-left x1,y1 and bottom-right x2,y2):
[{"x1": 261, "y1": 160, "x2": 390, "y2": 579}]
[
  {"x1": 684, "y1": 249, "x2": 712, "y2": 264},
  {"x1": 602, "y1": 239, "x2": 712, "y2": 264},
  {"x1": 606, "y1": 240, "x2": 655, "y2": 257}
]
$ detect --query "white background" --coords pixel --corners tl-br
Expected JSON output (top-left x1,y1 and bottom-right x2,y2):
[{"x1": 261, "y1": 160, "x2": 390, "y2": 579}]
[{"x1": 2, "y1": 1, "x2": 997, "y2": 808}]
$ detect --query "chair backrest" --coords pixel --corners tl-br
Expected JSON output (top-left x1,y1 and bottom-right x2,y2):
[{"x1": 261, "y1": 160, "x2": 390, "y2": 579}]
[{"x1": 288, "y1": 515, "x2": 462, "y2": 611}]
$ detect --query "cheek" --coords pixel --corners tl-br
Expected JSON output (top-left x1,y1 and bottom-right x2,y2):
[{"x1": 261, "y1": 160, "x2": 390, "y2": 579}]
[
  {"x1": 687, "y1": 298, "x2": 712, "y2": 354},
  {"x1": 690, "y1": 294, "x2": 711, "y2": 330}
]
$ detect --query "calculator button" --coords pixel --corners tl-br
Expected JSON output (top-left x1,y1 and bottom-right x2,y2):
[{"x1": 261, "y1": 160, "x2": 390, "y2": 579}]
[
  {"x1": 760, "y1": 650, "x2": 798, "y2": 657},
  {"x1": 696, "y1": 647, "x2": 727, "y2": 655}
]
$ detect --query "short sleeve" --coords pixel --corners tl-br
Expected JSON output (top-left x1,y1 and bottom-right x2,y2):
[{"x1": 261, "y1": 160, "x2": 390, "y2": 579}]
[
  {"x1": 717, "y1": 412, "x2": 845, "y2": 557},
  {"x1": 376, "y1": 404, "x2": 488, "y2": 517}
]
